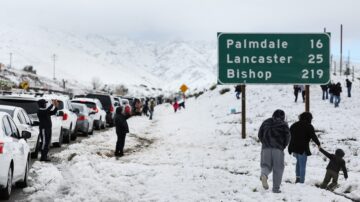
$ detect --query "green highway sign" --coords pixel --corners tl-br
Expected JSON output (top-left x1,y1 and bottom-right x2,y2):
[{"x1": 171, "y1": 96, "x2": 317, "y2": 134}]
[{"x1": 217, "y1": 33, "x2": 330, "y2": 84}]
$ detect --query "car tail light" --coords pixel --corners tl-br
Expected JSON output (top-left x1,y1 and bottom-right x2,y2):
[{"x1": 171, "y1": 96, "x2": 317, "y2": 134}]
[
  {"x1": 110, "y1": 105, "x2": 114, "y2": 113},
  {"x1": 0, "y1": 142, "x2": 4, "y2": 154},
  {"x1": 63, "y1": 113, "x2": 68, "y2": 121},
  {"x1": 92, "y1": 107, "x2": 99, "y2": 113},
  {"x1": 78, "y1": 116, "x2": 86, "y2": 121}
]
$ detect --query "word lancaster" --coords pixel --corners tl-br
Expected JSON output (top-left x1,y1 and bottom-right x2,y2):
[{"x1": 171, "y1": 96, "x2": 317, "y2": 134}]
[{"x1": 226, "y1": 39, "x2": 293, "y2": 64}]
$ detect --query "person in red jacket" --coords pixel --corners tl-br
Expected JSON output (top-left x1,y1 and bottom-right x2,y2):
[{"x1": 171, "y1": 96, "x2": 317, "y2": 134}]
[{"x1": 173, "y1": 98, "x2": 179, "y2": 113}]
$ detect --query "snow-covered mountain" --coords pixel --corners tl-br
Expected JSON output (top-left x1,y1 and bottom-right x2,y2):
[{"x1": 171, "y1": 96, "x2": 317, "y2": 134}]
[{"x1": 0, "y1": 24, "x2": 216, "y2": 91}]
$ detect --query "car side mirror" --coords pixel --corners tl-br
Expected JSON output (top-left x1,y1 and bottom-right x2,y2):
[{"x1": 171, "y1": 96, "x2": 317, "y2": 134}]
[
  {"x1": 57, "y1": 111, "x2": 64, "y2": 117},
  {"x1": 22, "y1": 131, "x2": 32, "y2": 139}
]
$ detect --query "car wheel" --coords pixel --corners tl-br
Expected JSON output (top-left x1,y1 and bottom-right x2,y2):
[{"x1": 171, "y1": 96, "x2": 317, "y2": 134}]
[
  {"x1": 89, "y1": 123, "x2": 94, "y2": 135},
  {"x1": 95, "y1": 119, "x2": 100, "y2": 130},
  {"x1": 17, "y1": 159, "x2": 29, "y2": 188},
  {"x1": 31, "y1": 135, "x2": 40, "y2": 159},
  {"x1": 53, "y1": 129, "x2": 63, "y2": 147},
  {"x1": 0, "y1": 166, "x2": 13, "y2": 200},
  {"x1": 62, "y1": 128, "x2": 71, "y2": 144},
  {"x1": 70, "y1": 129, "x2": 77, "y2": 141}
]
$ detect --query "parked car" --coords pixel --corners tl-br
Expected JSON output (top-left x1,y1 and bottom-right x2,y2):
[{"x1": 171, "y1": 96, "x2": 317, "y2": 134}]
[
  {"x1": 85, "y1": 93, "x2": 116, "y2": 127},
  {"x1": 0, "y1": 96, "x2": 63, "y2": 147},
  {"x1": 71, "y1": 103, "x2": 95, "y2": 136},
  {"x1": 0, "y1": 112, "x2": 32, "y2": 200},
  {"x1": 71, "y1": 98, "x2": 106, "y2": 130},
  {"x1": 43, "y1": 95, "x2": 77, "y2": 143},
  {"x1": 0, "y1": 105, "x2": 40, "y2": 159}
]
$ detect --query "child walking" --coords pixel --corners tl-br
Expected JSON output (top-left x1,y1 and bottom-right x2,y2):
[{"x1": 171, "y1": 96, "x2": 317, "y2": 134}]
[{"x1": 318, "y1": 147, "x2": 348, "y2": 190}]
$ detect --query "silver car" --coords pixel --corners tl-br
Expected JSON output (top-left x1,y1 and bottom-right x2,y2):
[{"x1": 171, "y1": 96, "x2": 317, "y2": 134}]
[{"x1": 71, "y1": 103, "x2": 95, "y2": 136}]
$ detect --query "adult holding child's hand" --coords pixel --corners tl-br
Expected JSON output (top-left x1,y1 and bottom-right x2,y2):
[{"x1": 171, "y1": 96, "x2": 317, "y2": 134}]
[{"x1": 288, "y1": 112, "x2": 321, "y2": 183}]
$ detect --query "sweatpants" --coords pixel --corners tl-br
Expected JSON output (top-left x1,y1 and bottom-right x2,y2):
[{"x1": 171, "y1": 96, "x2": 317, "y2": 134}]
[
  {"x1": 115, "y1": 133, "x2": 127, "y2": 154},
  {"x1": 260, "y1": 148, "x2": 285, "y2": 191},
  {"x1": 40, "y1": 127, "x2": 52, "y2": 160}
]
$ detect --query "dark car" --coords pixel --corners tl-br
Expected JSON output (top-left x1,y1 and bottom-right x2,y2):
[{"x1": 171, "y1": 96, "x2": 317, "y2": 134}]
[{"x1": 85, "y1": 93, "x2": 116, "y2": 126}]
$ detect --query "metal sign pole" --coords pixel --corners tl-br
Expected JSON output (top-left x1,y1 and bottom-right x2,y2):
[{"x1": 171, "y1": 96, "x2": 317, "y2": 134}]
[
  {"x1": 241, "y1": 85, "x2": 246, "y2": 138},
  {"x1": 305, "y1": 85, "x2": 310, "y2": 112}
]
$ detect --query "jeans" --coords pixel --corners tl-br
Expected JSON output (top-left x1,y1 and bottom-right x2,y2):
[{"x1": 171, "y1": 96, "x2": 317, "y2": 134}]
[
  {"x1": 329, "y1": 93, "x2": 334, "y2": 103},
  {"x1": 347, "y1": 87, "x2": 351, "y2": 97},
  {"x1": 334, "y1": 96, "x2": 341, "y2": 107},
  {"x1": 322, "y1": 90, "x2": 328, "y2": 100},
  {"x1": 236, "y1": 92, "x2": 241, "y2": 99},
  {"x1": 294, "y1": 152, "x2": 307, "y2": 183}
]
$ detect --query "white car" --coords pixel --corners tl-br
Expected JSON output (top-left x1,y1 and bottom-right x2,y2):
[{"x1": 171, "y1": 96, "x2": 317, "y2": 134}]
[
  {"x1": 0, "y1": 105, "x2": 40, "y2": 159},
  {"x1": 0, "y1": 112, "x2": 31, "y2": 200},
  {"x1": 43, "y1": 95, "x2": 78, "y2": 143},
  {"x1": 71, "y1": 98, "x2": 107, "y2": 130},
  {"x1": 0, "y1": 96, "x2": 63, "y2": 147}
]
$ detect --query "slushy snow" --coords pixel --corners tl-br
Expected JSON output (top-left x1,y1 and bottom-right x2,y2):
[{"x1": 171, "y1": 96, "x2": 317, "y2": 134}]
[{"x1": 23, "y1": 79, "x2": 359, "y2": 201}]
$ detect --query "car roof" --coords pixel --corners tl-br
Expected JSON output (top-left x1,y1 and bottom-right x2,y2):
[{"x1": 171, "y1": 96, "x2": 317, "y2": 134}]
[
  {"x1": 71, "y1": 102, "x2": 86, "y2": 108},
  {"x1": 42, "y1": 95, "x2": 70, "y2": 101},
  {"x1": 72, "y1": 98, "x2": 99, "y2": 103},
  {"x1": 0, "y1": 112, "x2": 10, "y2": 117},
  {"x1": 0, "y1": 105, "x2": 18, "y2": 111},
  {"x1": 0, "y1": 95, "x2": 40, "y2": 101}
]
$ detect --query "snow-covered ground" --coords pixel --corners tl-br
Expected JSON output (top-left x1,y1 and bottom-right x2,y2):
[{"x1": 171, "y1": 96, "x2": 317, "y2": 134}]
[{"x1": 22, "y1": 77, "x2": 359, "y2": 202}]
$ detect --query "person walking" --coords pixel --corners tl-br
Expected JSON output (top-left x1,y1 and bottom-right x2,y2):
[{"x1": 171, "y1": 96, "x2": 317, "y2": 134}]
[
  {"x1": 288, "y1": 112, "x2": 321, "y2": 183},
  {"x1": 173, "y1": 98, "x2": 179, "y2": 113},
  {"x1": 333, "y1": 82, "x2": 342, "y2": 107},
  {"x1": 300, "y1": 85, "x2": 305, "y2": 102},
  {"x1": 329, "y1": 82, "x2": 335, "y2": 103},
  {"x1": 258, "y1": 109, "x2": 291, "y2": 193},
  {"x1": 114, "y1": 106, "x2": 129, "y2": 157},
  {"x1": 149, "y1": 98, "x2": 156, "y2": 120},
  {"x1": 345, "y1": 79, "x2": 352, "y2": 98},
  {"x1": 37, "y1": 99, "x2": 58, "y2": 162},
  {"x1": 293, "y1": 85, "x2": 300, "y2": 102},
  {"x1": 318, "y1": 147, "x2": 348, "y2": 190},
  {"x1": 235, "y1": 85, "x2": 242, "y2": 99},
  {"x1": 320, "y1": 84, "x2": 329, "y2": 100}
]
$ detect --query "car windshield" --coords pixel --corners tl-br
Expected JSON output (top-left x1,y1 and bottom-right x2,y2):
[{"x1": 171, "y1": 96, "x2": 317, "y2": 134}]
[
  {"x1": 0, "y1": 108, "x2": 14, "y2": 117},
  {"x1": 0, "y1": 99, "x2": 39, "y2": 114},
  {"x1": 72, "y1": 104, "x2": 85, "y2": 112},
  {"x1": 72, "y1": 101, "x2": 96, "y2": 109}
]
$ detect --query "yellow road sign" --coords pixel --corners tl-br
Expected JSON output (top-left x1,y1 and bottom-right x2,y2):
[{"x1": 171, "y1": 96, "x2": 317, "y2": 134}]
[{"x1": 180, "y1": 84, "x2": 188, "y2": 93}]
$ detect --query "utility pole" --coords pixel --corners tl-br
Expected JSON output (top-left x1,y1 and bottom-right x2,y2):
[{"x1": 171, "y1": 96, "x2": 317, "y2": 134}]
[
  {"x1": 352, "y1": 65, "x2": 355, "y2": 81},
  {"x1": 334, "y1": 61, "x2": 337, "y2": 75},
  {"x1": 330, "y1": 54, "x2": 333, "y2": 73},
  {"x1": 340, "y1": 24, "x2": 343, "y2": 76},
  {"x1": 9, "y1": 53, "x2": 13, "y2": 68},
  {"x1": 52, "y1": 54, "x2": 57, "y2": 80}
]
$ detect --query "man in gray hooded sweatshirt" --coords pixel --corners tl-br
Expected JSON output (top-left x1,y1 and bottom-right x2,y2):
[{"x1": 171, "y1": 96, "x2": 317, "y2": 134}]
[{"x1": 258, "y1": 109, "x2": 291, "y2": 193}]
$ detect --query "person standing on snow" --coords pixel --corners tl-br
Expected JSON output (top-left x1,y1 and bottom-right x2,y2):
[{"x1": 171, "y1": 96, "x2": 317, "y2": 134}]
[
  {"x1": 320, "y1": 84, "x2": 329, "y2": 100},
  {"x1": 345, "y1": 79, "x2": 352, "y2": 98},
  {"x1": 149, "y1": 98, "x2": 156, "y2": 120},
  {"x1": 329, "y1": 82, "x2": 335, "y2": 104},
  {"x1": 288, "y1": 112, "x2": 321, "y2": 183},
  {"x1": 333, "y1": 82, "x2": 342, "y2": 107},
  {"x1": 37, "y1": 99, "x2": 58, "y2": 162},
  {"x1": 114, "y1": 106, "x2": 129, "y2": 157},
  {"x1": 173, "y1": 98, "x2": 179, "y2": 113},
  {"x1": 300, "y1": 85, "x2": 305, "y2": 102},
  {"x1": 234, "y1": 85, "x2": 242, "y2": 99},
  {"x1": 293, "y1": 85, "x2": 301, "y2": 102},
  {"x1": 258, "y1": 109, "x2": 291, "y2": 193}
]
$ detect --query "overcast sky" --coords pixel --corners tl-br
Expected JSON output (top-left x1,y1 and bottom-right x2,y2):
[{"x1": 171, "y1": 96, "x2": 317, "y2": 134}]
[{"x1": 1, "y1": 0, "x2": 359, "y2": 61}]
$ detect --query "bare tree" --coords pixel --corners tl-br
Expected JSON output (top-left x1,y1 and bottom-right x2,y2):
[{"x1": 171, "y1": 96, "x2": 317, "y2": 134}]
[{"x1": 91, "y1": 77, "x2": 102, "y2": 90}]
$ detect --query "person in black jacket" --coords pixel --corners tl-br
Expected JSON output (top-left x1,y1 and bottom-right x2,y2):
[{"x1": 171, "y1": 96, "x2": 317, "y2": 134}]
[
  {"x1": 320, "y1": 84, "x2": 328, "y2": 100},
  {"x1": 288, "y1": 112, "x2": 321, "y2": 183},
  {"x1": 319, "y1": 147, "x2": 348, "y2": 190},
  {"x1": 333, "y1": 82, "x2": 342, "y2": 107},
  {"x1": 234, "y1": 85, "x2": 242, "y2": 99},
  {"x1": 114, "y1": 106, "x2": 129, "y2": 157},
  {"x1": 37, "y1": 99, "x2": 58, "y2": 161},
  {"x1": 345, "y1": 79, "x2": 352, "y2": 98}
]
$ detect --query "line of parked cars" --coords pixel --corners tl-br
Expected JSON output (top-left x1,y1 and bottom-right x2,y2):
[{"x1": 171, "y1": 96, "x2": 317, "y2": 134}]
[{"x1": 0, "y1": 92, "x2": 133, "y2": 200}]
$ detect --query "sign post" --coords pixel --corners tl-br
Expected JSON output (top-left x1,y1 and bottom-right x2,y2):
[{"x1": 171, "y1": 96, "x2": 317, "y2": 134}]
[{"x1": 218, "y1": 33, "x2": 330, "y2": 138}]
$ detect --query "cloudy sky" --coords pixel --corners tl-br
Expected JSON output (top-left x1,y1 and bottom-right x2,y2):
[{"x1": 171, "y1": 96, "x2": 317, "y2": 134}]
[{"x1": 1, "y1": 0, "x2": 359, "y2": 61}]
